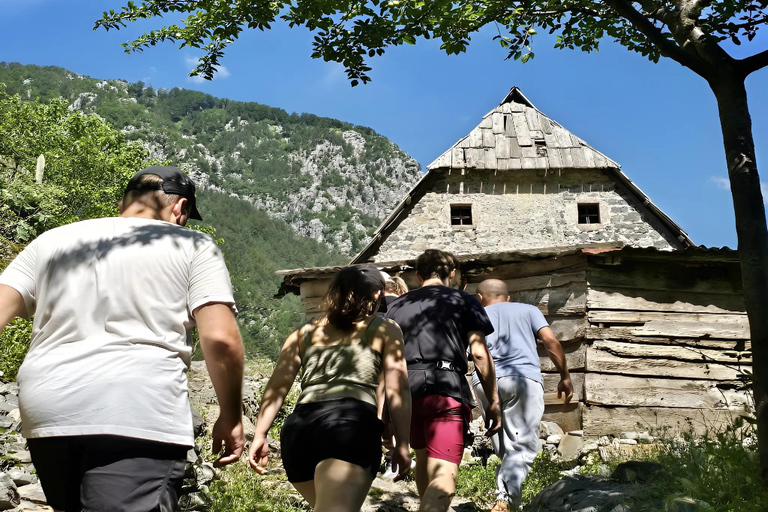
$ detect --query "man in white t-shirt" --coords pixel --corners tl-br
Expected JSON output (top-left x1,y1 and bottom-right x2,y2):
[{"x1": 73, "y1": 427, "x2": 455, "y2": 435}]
[
  {"x1": 0, "y1": 166, "x2": 245, "y2": 512},
  {"x1": 472, "y1": 279, "x2": 573, "y2": 512}
]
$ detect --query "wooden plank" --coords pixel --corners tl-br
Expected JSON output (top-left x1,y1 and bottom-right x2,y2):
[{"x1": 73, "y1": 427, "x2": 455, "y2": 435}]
[
  {"x1": 492, "y1": 113, "x2": 505, "y2": 134},
  {"x1": 480, "y1": 116, "x2": 493, "y2": 129},
  {"x1": 299, "y1": 278, "x2": 333, "y2": 299},
  {"x1": 570, "y1": 148, "x2": 588, "y2": 168},
  {"x1": 554, "y1": 126, "x2": 573, "y2": 147},
  {"x1": 464, "y1": 148, "x2": 484, "y2": 169},
  {"x1": 521, "y1": 146, "x2": 537, "y2": 158},
  {"x1": 587, "y1": 287, "x2": 745, "y2": 315},
  {"x1": 482, "y1": 128, "x2": 495, "y2": 148},
  {"x1": 541, "y1": 341, "x2": 586, "y2": 372},
  {"x1": 587, "y1": 347, "x2": 746, "y2": 381},
  {"x1": 587, "y1": 311, "x2": 750, "y2": 340},
  {"x1": 525, "y1": 109, "x2": 541, "y2": 132},
  {"x1": 515, "y1": 284, "x2": 587, "y2": 316},
  {"x1": 512, "y1": 113, "x2": 531, "y2": 146},
  {"x1": 430, "y1": 152, "x2": 451, "y2": 169},
  {"x1": 583, "y1": 405, "x2": 744, "y2": 437},
  {"x1": 484, "y1": 148, "x2": 497, "y2": 169},
  {"x1": 589, "y1": 339, "x2": 751, "y2": 365},
  {"x1": 561, "y1": 148, "x2": 574, "y2": 167},
  {"x1": 468, "y1": 128, "x2": 484, "y2": 148},
  {"x1": 451, "y1": 147, "x2": 465, "y2": 168},
  {"x1": 587, "y1": 265, "x2": 743, "y2": 295},
  {"x1": 464, "y1": 254, "x2": 587, "y2": 281},
  {"x1": 548, "y1": 316, "x2": 588, "y2": 343},
  {"x1": 465, "y1": 271, "x2": 585, "y2": 294},
  {"x1": 505, "y1": 115, "x2": 516, "y2": 137},
  {"x1": 584, "y1": 374, "x2": 751, "y2": 409},
  {"x1": 508, "y1": 138, "x2": 522, "y2": 158},
  {"x1": 548, "y1": 148, "x2": 563, "y2": 169},
  {"x1": 585, "y1": 327, "x2": 751, "y2": 351},
  {"x1": 544, "y1": 372, "x2": 584, "y2": 402},
  {"x1": 495, "y1": 134, "x2": 510, "y2": 158},
  {"x1": 463, "y1": 284, "x2": 586, "y2": 317},
  {"x1": 543, "y1": 402, "x2": 583, "y2": 433},
  {"x1": 539, "y1": 115, "x2": 553, "y2": 134},
  {"x1": 301, "y1": 296, "x2": 325, "y2": 314}
]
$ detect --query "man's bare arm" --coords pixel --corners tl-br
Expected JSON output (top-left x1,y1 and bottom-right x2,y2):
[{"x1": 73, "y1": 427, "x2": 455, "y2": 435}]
[
  {"x1": 469, "y1": 331, "x2": 502, "y2": 436},
  {"x1": 537, "y1": 326, "x2": 573, "y2": 403},
  {"x1": 0, "y1": 285, "x2": 28, "y2": 334},
  {"x1": 194, "y1": 302, "x2": 245, "y2": 466}
]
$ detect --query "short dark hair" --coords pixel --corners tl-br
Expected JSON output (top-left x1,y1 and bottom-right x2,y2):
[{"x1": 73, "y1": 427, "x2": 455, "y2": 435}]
[
  {"x1": 415, "y1": 249, "x2": 457, "y2": 281},
  {"x1": 122, "y1": 174, "x2": 188, "y2": 214}
]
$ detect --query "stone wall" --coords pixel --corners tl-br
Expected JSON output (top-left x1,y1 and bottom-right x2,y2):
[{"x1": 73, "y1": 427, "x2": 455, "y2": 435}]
[{"x1": 373, "y1": 169, "x2": 680, "y2": 261}]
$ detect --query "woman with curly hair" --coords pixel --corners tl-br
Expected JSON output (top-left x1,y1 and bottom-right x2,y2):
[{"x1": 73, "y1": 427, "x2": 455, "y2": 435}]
[{"x1": 249, "y1": 265, "x2": 412, "y2": 512}]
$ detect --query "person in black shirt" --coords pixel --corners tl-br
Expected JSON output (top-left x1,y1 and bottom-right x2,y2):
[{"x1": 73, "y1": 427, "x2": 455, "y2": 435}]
[{"x1": 386, "y1": 250, "x2": 501, "y2": 512}]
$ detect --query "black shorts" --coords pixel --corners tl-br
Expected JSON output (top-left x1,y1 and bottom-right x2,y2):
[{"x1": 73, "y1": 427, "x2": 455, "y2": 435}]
[
  {"x1": 26, "y1": 435, "x2": 189, "y2": 512},
  {"x1": 281, "y1": 398, "x2": 384, "y2": 483}
]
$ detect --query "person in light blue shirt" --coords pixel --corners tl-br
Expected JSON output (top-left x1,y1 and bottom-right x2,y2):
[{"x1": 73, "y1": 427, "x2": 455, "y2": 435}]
[{"x1": 472, "y1": 279, "x2": 573, "y2": 512}]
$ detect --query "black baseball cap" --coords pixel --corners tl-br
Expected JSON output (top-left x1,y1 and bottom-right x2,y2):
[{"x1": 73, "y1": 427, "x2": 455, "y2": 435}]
[{"x1": 125, "y1": 166, "x2": 202, "y2": 220}]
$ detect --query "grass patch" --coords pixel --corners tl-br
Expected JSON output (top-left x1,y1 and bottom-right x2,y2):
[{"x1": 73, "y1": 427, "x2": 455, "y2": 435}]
[
  {"x1": 208, "y1": 463, "x2": 308, "y2": 512},
  {"x1": 455, "y1": 457, "x2": 500, "y2": 507}
]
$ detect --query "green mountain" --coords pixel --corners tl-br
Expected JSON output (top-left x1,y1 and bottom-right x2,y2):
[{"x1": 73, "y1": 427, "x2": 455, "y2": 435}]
[
  {"x1": 0, "y1": 62, "x2": 423, "y2": 255},
  {"x1": 0, "y1": 62, "x2": 422, "y2": 359}
]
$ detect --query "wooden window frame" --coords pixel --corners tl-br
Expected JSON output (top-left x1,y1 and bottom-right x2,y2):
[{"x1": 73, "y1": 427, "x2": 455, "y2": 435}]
[
  {"x1": 450, "y1": 204, "x2": 473, "y2": 227},
  {"x1": 577, "y1": 203, "x2": 601, "y2": 225}
]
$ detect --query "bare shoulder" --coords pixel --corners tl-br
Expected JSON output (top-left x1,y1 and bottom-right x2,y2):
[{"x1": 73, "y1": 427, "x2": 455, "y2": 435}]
[{"x1": 379, "y1": 317, "x2": 404, "y2": 339}]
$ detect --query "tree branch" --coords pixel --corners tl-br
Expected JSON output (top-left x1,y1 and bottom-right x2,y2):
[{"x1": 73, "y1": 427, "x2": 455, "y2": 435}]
[
  {"x1": 740, "y1": 48, "x2": 768, "y2": 76},
  {"x1": 603, "y1": 0, "x2": 710, "y2": 77}
]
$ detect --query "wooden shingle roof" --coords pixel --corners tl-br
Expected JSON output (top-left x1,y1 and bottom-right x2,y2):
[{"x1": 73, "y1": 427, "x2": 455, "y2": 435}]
[{"x1": 427, "y1": 87, "x2": 619, "y2": 171}]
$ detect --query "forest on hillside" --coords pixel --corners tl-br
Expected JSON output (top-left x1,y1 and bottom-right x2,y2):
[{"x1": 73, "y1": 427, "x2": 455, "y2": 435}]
[
  {"x1": 0, "y1": 62, "x2": 422, "y2": 255},
  {"x1": 0, "y1": 80, "x2": 347, "y2": 374}
]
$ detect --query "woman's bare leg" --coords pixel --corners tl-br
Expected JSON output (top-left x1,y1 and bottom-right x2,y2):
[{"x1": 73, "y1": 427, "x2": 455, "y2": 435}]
[
  {"x1": 291, "y1": 480, "x2": 317, "y2": 508},
  {"x1": 313, "y1": 459, "x2": 374, "y2": 512}
]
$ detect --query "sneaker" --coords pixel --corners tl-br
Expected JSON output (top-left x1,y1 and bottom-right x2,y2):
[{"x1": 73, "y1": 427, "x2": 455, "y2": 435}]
[{"x1": 490, "y1": 502, "x2": 509, "y2": 512}]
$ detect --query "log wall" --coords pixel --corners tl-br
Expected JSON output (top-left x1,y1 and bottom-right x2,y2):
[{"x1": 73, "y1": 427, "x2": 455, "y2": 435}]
[
  {"x1": 286, "y1": 247, "x2": 751, "y2": 438},
  {"x1": 583, "y1": 251, "x2": 751, "y2": 436}
]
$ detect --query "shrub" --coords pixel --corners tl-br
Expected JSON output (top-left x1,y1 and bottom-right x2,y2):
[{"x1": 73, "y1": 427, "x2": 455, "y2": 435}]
[
  {"x1": 649, "y1": 417, "x2": 767, "y2": 512},
  {"x1": 455, "y1": 457, "x2": 500, "y2": 507},
  {"x1": 0, "y1": 318, "x2": 31, "y2": 381}
]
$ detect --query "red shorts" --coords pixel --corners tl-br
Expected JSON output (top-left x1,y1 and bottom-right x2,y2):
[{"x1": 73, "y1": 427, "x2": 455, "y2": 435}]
[{"x1": 410, "y1": 395, "x2": 471, "y2": 465}]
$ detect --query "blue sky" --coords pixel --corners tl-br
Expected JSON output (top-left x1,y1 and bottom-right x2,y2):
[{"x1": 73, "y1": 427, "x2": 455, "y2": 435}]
[{"x1": 2, "y1": 0, "x2": 768, "y2": 248}]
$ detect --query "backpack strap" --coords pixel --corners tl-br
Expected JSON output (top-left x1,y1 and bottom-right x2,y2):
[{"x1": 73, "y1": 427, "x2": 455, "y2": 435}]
[
  {"x1": 300, "y1": 323, "x2": 316, "y2": 359},
  {"x1": 361, "y1": 316, "x2": 385, "y2": 347}
]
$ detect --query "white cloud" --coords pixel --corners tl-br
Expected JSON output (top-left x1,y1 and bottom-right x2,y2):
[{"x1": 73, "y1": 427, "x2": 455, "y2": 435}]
[
  {"x1": 184, "y1": 56, "x2": 230, "y2": 83},
  {"x1": 321, "y1": 62, "x2": 346, "y2": 86},
  {"x1": 710, "y1": 175, "x2": 768, "y2": 203},
  {"x1": 709, "y1": 176, "x2": 731, "y2": 190}
]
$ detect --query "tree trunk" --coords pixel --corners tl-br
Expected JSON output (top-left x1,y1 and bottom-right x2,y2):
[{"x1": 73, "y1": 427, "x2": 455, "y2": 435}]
[{"x1": 710, "y1": 75, "x2": 768, "y2": 477}]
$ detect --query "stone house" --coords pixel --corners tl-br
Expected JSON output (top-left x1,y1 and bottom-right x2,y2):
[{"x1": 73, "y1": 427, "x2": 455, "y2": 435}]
[
  {"x1": 353, "y1": 88, "x2": 693, "y2": 263},
  {"x1": 276, "y1": 88, "x2": 751, "y2": 438}
]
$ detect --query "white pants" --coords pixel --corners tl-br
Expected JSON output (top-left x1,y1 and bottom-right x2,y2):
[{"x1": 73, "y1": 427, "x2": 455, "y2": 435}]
[{"x1": 474, "y1": 376, "x2": 544, "y2": 506}]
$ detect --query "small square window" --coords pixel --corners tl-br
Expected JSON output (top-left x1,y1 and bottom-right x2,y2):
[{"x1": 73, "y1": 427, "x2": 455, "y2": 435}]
[
  {"x1": 451, "y1": 204, "x2": 473, "y2": 226},
  {"x1": 578, "y1": 203, "x2": 600, "y2": 224}
]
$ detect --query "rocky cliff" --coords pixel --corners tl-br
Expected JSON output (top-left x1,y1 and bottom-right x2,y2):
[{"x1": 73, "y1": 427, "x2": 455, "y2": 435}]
[{"x1": 0, "y1": 63, "x2": 423, "y2": 255}]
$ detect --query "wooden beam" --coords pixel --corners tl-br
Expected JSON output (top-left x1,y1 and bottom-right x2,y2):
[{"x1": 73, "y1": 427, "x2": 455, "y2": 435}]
[
  {"x1": 587, "y1": 346, "x2": 747, "y2": 381},
  {"x1": 589, "y1": 340, "x2": 751, "y2": 365},
  {"x1": 585, "y1": 327, "x2": 751, "y2": 351},
  {"x1": 543, "y1": 402, "x2": 583, "y2": 433},
  {"x1": 585, "y1": 374, "x2": 751, "y2": 409},
  {"x1": 586, "y1": 311, "x2": 750, "y2": 340},
  {"x1": 587, "y1": 288, "x2": 745, "y2": 315},
  {"x1": 583, "y1": 405, "x2": 744, "y2": 436}
]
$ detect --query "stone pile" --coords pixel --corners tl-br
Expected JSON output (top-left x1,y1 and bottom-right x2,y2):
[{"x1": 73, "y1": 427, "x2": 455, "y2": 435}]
[{"x1": 0, "y1": 382, "x2": 51, "y2": 512}]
